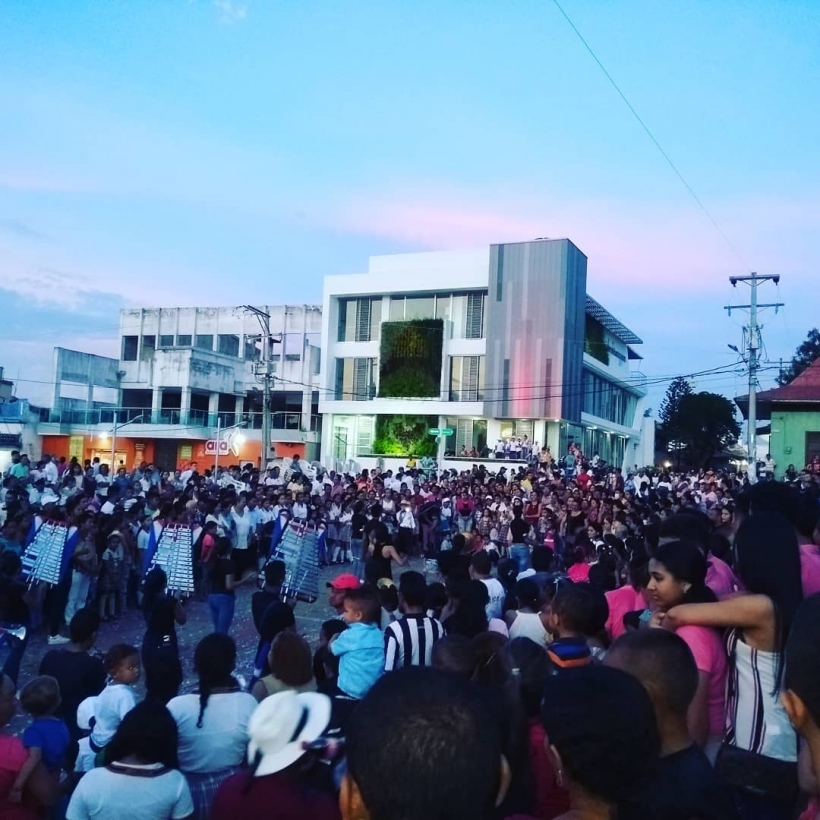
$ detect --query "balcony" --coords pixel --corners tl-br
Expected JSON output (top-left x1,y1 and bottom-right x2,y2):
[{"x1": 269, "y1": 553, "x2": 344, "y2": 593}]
[{"x1": 36, "y1": 407, "x2": 322, "y2": 436}]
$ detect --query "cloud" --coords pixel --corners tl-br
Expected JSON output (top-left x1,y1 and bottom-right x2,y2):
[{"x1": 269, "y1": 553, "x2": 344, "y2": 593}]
[
  {"x1": 0, "y1": 219, "x2": 50, "y2": 242},
  {"x1": 212, "y1": 0, "x2": 248, "y2": 23}
]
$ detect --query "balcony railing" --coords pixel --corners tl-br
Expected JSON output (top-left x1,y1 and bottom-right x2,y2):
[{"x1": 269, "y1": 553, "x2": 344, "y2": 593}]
[{"x1": 37, "y1": 407, "x2": 321, "y2": 433}]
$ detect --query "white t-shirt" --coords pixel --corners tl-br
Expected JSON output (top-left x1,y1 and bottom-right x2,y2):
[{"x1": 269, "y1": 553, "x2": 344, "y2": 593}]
[
  {"x1": 91, "y1": 683, "x2": 136, "y2": 747},
  {"x1": 481, "y1": 578, "x2": 506, "y2": 621},
  {"x1": 167, "y1": 691, "x2": 257, "y2": 774},
  {"x1": 66, "y1": 763, "x2": 193, "y2": 820},
  {"x1": 231, "y1": 508, "x2": 252, "y2": 550}
]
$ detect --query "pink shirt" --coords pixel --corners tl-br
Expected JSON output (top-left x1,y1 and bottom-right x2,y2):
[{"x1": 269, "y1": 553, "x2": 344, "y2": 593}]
[
  {"x1": 799, "y1": 543, "x2": 820, "y2": 597},
  {"x1": 677, "y1": 624, "x2": 728, "y2": 739},
  {"x1": 605, "y1": 585, "x2": 646, "y2": 641},
  {"x1": 567, "y1": 563, "x2": 591, "y2": 584},
  {"x1": 706, "y1": 555, "x2": 741, "y2": 599}
]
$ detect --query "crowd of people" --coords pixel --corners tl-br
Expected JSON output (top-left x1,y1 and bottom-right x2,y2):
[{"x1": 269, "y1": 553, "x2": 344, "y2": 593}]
[{"x1": 1, "y1": 444, "x2": 820, "y2": 819}]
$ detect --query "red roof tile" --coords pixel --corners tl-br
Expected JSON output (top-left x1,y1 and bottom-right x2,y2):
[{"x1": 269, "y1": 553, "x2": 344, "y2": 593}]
[{"x1": 756, "y1": 357, "x2": 820, "y2": 403}]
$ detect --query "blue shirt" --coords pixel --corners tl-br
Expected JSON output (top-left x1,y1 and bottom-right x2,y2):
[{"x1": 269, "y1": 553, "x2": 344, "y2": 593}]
[
  {"x1": 23, "y1": 717, "x2": 71, "y2": 772},
  {"x1": 330, "y1": 623, "x2": 384, "y2": 700}
]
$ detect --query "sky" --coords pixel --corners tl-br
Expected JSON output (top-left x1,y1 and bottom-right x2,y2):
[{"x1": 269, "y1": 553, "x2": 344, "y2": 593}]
[{"x1": 1, "y1": 0, "x2": 818, "y2": 413}]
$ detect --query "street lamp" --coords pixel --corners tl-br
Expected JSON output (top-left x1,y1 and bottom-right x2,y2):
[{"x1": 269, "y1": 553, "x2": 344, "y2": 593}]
[
  {"x1": 213, "y1": 418, "x2": 249, "y2": 473},
  {"x1": 110, "y1": 413, "x2": 146, "y2": 471}
]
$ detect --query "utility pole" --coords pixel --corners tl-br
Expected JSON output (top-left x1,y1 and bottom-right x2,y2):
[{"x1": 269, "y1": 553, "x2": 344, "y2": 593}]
[
  {"x1": 241, "y1": 305, "x2": 280, "y2": 470},
  {"x1": 725, "y1": 273, "x2": 783, "y2": 483}
]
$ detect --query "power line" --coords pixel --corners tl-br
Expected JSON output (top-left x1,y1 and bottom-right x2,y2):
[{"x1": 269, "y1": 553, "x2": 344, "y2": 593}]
[{"x1": 550, "y1": 0, "x2": 750, "y2": 272}]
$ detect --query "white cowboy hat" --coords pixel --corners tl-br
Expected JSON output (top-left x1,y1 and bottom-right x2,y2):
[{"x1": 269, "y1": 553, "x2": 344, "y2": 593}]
[{"x1": 248, "y1": 691, "x2": 331, "y2": 777}]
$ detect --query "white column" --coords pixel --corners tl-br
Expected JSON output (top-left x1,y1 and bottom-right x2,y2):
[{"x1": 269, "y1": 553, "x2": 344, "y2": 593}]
[
  {"x1": 208, "y1": 392, "x2": 220, "y2": 426},
  {"x1": 151, "y1": 387, "x2": 162, "y2": 423},
  {"x1": 180, "y1": 388, "x2": 191, "y2": 425}
]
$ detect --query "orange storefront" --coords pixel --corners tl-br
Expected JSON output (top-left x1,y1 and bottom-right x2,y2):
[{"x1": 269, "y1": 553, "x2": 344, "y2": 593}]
[{"x1": 40, "y1": 435, "x2": 306, "y2": 472}]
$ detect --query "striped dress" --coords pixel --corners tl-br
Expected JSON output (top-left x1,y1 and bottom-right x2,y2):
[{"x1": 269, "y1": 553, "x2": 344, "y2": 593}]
[{"x1": 723, "y1": 628, "x2": 798, "y2": 762}]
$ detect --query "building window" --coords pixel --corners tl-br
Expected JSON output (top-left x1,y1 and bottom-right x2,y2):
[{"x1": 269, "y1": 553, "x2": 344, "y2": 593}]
[
  {"x1": 159, "y1": 334, "x2": 174, "y2": 347},
  {"x1": 335, "y1": 358, "x2": 376, "y2": 401},
  {"x1": 122, "y1": 336, "x2": 138, "y2": 361},
  {"x1": 140, "y1": 335, "x2": 156, "y2": 362},
  {"x1": 449, "y1": 356, "x2": 485, "y2": 401},
  {"x1": 465, "y1": 292, "x2": 485, "y2": 339},
  {"x1": 217, "y1": 334, "x2": 240, "y2": 357},
  {"x1": 244, "y1": 339, "x2": 260, "y2": 361},
  {"x1": 285, "y1": 353, "x2": 301, "y2": 361},
  {"x1": 338, "y1": 297, "x2": 382, "y2": 342},
  {"x1": 499, "y1": 420, "x2": 534, "y2": 440},
  {"x1": 582, "y1": 370, "x2": 637, "y2": 427},
  {"x1": 194, "y1": 334, "x2": 214, "y2": 352},
  {"x1": 177, "y1": 334, "x2": 192, "y2": 347},
  {"x1": 404, "y1": 295, "x2": 435, "y2": 321}
]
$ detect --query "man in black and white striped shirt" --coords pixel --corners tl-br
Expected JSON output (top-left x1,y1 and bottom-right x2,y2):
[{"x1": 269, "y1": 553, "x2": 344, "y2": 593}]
[{"x1": 384, "y1": 571, "x2": 444, "y2": 671}]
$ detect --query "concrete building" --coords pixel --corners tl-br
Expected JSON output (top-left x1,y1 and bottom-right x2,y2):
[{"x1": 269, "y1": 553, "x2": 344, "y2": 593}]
[
  {"x1": 319, "y1": 239, "x2": 651, "y2": 472},
  {"x1": 0, "y1": 367, "x2": 43, "y2": 471},
  {"x1": 38, "y1": 306, "x2": 322, "y2": 470}
]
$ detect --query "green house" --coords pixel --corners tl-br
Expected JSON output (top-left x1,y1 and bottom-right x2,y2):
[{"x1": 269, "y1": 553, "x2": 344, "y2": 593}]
[{"x1": 736, "y1": 357, "x2": 820, "y2": 475}]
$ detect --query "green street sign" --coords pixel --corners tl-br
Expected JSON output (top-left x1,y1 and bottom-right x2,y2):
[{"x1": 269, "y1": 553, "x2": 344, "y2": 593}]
[{"x1": 428, "y1": 427, "x2": 454, "y2": 436}]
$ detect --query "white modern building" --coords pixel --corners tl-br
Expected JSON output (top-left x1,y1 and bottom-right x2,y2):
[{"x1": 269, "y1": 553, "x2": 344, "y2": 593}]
[
  {"x1": 319, "y1": 239, "x2": 652, "y2": 471},
  {"x1": 39, "y1": 305, "x2": 323, "y2": 470}
]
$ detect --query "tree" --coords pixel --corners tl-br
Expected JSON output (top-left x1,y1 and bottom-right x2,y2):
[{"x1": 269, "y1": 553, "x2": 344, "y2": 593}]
[
  {"x1": 777, "y1": 328, "x2": 820, "y2": 385},
  {"x1": 675, "y1": 392, "x2": 741, "y2": 469},
  {"x1": 657, "y1": 377, "x2": 694, "y2": 458}
]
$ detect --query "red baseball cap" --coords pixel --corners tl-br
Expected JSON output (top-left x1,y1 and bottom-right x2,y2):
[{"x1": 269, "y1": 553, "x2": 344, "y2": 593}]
[{"x1": 326, "y1": 573, "x2": 360, "y2": 591}]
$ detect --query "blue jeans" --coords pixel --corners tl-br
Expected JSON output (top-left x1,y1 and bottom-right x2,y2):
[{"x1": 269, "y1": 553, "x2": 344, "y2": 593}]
[
  {"x1": 208, "y1": 593, "x2": 235, "y2": 634},
  {"x1": 510, "y1": 544, "x2": 531, "y2": 574},
  {"x1": 350, "y1": 538, "x2": 364, "y2": 581}
]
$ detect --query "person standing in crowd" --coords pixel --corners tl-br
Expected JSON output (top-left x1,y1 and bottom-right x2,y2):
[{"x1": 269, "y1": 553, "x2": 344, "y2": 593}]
[
  {"x1": 141, "y1": 568, "x2": 186, "y2": 704},
  {"x1": 167, "y1": 634, "x2": 257, "y2": 820},
  {"x1": 384, "y1": 571, "x2": 443, "y2": 671},
  {"x1": 330, "y1": 587, "x2": 384, "y2": 701},
  {"x1": 207, "y1": 537, "x2": 256, "y2": 635}
]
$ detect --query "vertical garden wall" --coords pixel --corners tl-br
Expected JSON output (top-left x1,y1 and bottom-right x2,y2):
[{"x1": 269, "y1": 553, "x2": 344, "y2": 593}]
[{"x1": 378, "y1": 319, "x2": 444, "y2": 399}]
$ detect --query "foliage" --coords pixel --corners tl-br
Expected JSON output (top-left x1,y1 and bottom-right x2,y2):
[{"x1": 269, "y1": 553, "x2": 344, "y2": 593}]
[
  {"x1": 372, "y1": 414, "x2": 437, "y2": 457},
  {"x1": 668, "y1": 391, "x2": 741, "y2": 469},
  {"x1": 657, "y1": 377, "x2": 694, "y2": 453},
  {"x1": 776, "y1": 328, "x2": 820, "y2": 385},
  {"x1": 584, "y1": 316, "x2": 609, "y2": 365},
  {"x1": 378, "y1": 319, "x2": 443, "y2": 398}
]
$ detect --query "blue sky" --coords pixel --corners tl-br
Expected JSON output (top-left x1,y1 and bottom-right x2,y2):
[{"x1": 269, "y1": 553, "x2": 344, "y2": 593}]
[{"x1": 1, "y1": 0, "x2": 818, "y2": 410}]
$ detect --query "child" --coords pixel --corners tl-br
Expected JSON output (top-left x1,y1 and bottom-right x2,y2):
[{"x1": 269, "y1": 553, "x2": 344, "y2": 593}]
[
  {"x1": 783, "y1": 594, "x2": 820, "y2": 820},
  {"x1": 97, "y1": 531, "x2": 124, "y2": 621},
  {"x1": 89, "y1": 644, "x2": 140, "y2": 756},
  {"x1": 606, "y1": 629, "x2": 738, "y2": 820},
  {"x1": 330, "y1": 586, "x2": 384, "y2": 700},
  {"x1": 10, "y1": 676, "x2": 70, "y2": 802},
  {"x1": 546, "y1": 583, "x2": 596, "y2": 670}
]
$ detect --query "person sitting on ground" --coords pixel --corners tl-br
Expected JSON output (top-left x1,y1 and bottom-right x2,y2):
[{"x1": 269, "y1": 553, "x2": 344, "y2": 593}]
[
  {"x1": 89, "y1": 644, "x2": 140, "y2": 759},
  {"x1": 66, "y1": 701, "x2": 193, "y2": 820},
  {"x1": 540, "y1": 665, "x2": 660, "y2": 820},
  {"x1": 341, "y1": 666, "x2": 511, "y2": 820},
  {"x1": 606, "y1": 629, "x2": 738, "y2": 820},
  {"x1": 38, "y1": 608, "x2": 106, "y2": 742},
  {"x1": 10, "y1": 676, "x2": 70, "y2": 805},
  {"x1": 252, "y1": 631, "x2": 316, "y2": 702},
  {"x1": 330, "y1": 586, "x2": 384, "y2": 701}
]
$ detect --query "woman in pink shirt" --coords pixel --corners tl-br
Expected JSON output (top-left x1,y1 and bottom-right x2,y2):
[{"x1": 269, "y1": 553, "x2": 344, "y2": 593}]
[{"x1": 646, "y1": 540, "x2": 728, "y2": 763}]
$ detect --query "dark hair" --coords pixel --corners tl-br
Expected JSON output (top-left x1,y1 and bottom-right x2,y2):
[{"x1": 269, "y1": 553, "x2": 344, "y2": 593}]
[
  {"x1": 659, "y1": 512, "x2": 711, "y2": 552},
  {"x1": 541, "y1": 666, "x2": 659, "y2": 803},
  {"x1": 574, "y1": 583, "x2": 609, "y2": 637},
  {"x1": 551, "y1": 584, "x2": 602, "y2": 635},
  {"x1": 735, "y1": 512, "x2": 803, "y2": 691},
  {"x1": 268, "y1": 631, "x2": 313, "y2": 687},
  {"x1": 431, "y1": 634, "x2": 476, "y2": 678},
  {"x1": 785, "y1": 593, "x2": 820, "y2": 725},
  {"x1": 378, "y1": 584, "x2": 399, "y2": 612},
  {"x1": 104, "y1": 644, "x2": 139, "y2": 673},
  {"x1": 320, "y1": 619, "x2": 347, "y2": 642},
  {"x1": 399, "y1": 571, "x2": 427, "y2": 608},
  {"x1": 69, "y1": 608, "x2": 100, "y2": 644},
  {"x1": 445, "y1": 580, "x2": 489, "y2": 640},
  {"x1": 608, "y1": 629, "x2": 699, "y2": 716},
  {"x1": 425, "y1": 582, "x2": 448, "y2": 617},
  {"x1": 345, "y1": 586, "x2": 381, "y2": 624},
  {"x1": 259, "y1": 601, "x2": 296, "y2": 643},
  {"x1": 651, "y1": 540, "x2": 717, "y2": 604},
  {"x1": 141, "y1": 567, "x2": 168, "y2": 618},
  {"x1": 470, "y1": 551, "x2": 492, "y2": 576},
  {"x1": 193, "y1": 633, "x2": 237, "y2": 728},
  {"x1": 264, "y1": 560, "x2": 286, "y2": 586},
  {"x1": 105, "y1": 701, "x2": 180, "y2": 768},
  {"x1": 347, "y1": 668, "x2": 503, "y2": 820},
  {"x1": 19, "y1": 675, "x2": 61, "y2": 717},
  {"x1": 506, "y1": 637, "x2": 553, "y2": 718},
  {"x1": 513, "y1": 578, "x2": 540, "y2": 611}
]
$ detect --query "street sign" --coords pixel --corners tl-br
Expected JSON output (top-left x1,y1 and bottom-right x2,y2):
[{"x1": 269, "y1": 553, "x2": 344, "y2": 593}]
[
  {"x1": 428, "y1": 427, "x2": 454, "y2": 436},
  {"x1": 205, "y1": 439, "x2": 230, "y2": 455}
]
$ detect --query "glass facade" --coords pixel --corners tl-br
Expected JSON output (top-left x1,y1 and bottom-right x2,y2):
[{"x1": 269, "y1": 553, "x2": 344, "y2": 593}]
[
  {"x1": 582, "y1": 369, "x2": 637, "y2": 428},
  {"x1": 449, "y1": 356, "x2": 485, "y2": 401},
  {"x1": 338, "y1": 297, "x2": 382, "y2": 342},
  {"x1": 335, "y1": 358, "x2": 377, "y2": 401},
  {"x1": 385, "y1": 291, "x2": 487, "y2": 339}
]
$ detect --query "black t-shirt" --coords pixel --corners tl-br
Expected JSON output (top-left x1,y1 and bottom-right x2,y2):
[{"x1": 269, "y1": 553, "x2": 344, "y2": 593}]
[
  {"x1": 351, "y1": 513, "x2": 367, "y2": 539},
  {"x1": 364, "y1": 519, "x2": 390, "y2": 546},
  {"x1": 509, "y1": 516, "x2": 529, "y2": 543},
  {"x1": 620, "y1": 744, "x2": 739, "y2": 820},
  {"x1": 252, "y1": 590, "x2": 280, "y2": 632},
  {"x1": 145, "y1": 596, "x2": 178, "y2": 640},
  {"x1": 210, "y1": 557, "x2": 236, "y2": 597},
  {"x1": 39, "y1": 649, "x2": 106, "y2": 739}
]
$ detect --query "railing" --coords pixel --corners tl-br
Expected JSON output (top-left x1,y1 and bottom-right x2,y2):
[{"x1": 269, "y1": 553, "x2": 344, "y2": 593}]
[{"x1": 37, "y1": 406, "x2": 322, "y2": 433}]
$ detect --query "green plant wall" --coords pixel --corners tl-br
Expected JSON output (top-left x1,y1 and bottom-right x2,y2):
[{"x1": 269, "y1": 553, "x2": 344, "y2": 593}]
[
  {"x1": 584, "y1": 315, "x2": 610, "y2": 365},
  {"x1": 378, "y1": 319, "x2": 444, "y2": 398},
  {"x1": 372, "y1": 414, "x2": 438, "y2": 457}
]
